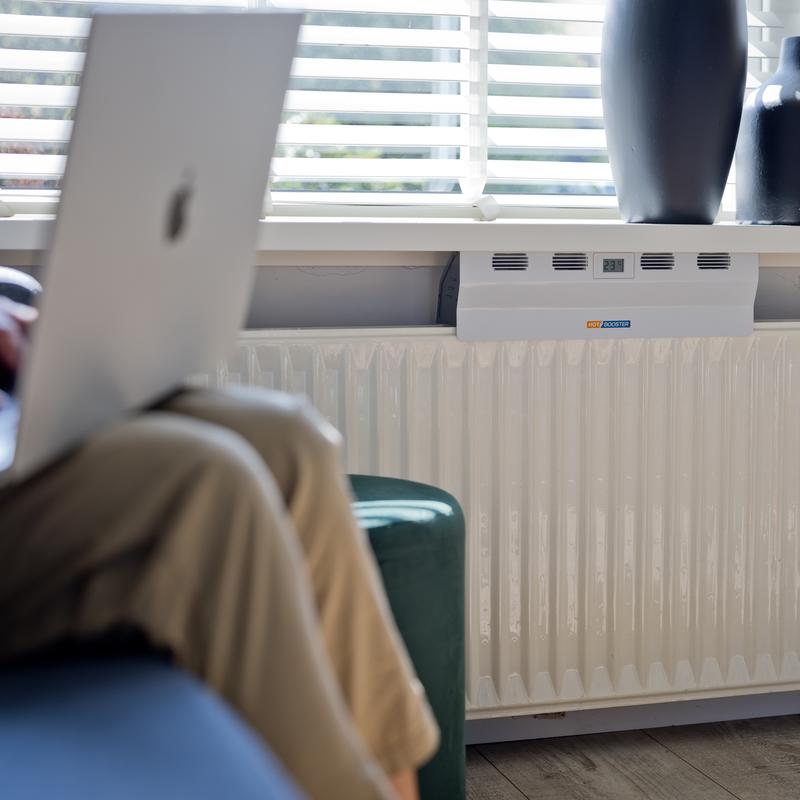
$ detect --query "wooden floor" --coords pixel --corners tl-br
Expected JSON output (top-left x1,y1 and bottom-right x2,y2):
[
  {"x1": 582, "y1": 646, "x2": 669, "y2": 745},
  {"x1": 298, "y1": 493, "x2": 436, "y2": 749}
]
[{"x1": 467, "y1": 716, "x2": 800, "y2": 800}]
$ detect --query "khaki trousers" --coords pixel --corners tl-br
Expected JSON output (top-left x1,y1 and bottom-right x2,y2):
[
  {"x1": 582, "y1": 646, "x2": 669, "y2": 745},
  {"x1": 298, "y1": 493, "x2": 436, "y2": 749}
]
[{"x1": 0, "y1": 386, "x2": 439, "y2": 800}]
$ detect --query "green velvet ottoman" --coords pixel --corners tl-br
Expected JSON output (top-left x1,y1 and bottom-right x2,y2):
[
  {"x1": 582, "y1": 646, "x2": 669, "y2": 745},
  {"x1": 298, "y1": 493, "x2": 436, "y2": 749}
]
[{"x1": 349, "y1": 475, "x2": 465, "y2": 800}]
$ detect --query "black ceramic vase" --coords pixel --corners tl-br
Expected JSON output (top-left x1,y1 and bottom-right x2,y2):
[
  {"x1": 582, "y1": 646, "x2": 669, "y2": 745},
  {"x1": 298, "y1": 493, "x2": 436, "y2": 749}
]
[
  {"x1": 601, "y1": 0, "x2": 748, "y2": 224},
  {"x1": 737, "y1": 37, "x2": 800, "y2": 225}
]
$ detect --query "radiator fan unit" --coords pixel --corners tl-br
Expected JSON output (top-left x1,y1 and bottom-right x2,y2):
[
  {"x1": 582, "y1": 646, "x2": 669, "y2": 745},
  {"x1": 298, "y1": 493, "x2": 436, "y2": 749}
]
[{"x1": 439, "y1": 251, "x2": 758, "y2": 341}]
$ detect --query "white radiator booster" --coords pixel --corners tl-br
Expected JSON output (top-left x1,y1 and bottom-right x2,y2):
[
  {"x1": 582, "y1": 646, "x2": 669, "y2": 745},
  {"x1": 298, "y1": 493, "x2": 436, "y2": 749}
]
[{"x1": 453, "y1": 251, "x2": 759, "y2": 341}]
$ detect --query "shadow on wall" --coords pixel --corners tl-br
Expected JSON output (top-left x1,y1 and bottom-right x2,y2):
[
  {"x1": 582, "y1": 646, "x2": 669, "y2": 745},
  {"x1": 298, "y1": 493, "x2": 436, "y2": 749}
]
[
  {"x1": 754, "y1": 268, "x2": 800, "y2": 321},
  {"x1": 246, "y1": 265, "x2": 446, "y2": 329}
]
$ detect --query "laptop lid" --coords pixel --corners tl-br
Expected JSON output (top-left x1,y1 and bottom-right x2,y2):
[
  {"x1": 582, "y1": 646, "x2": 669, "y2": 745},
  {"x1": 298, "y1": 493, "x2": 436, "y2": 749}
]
[{"x1": 10, "y1": 11, "x2": 301, "y2": 480}]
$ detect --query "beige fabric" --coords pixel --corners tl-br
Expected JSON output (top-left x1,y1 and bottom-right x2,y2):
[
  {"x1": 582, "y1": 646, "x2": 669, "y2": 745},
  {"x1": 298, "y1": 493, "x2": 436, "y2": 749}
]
[{"x1": 0, "y1": 386, "x2": 439, "y2": 799}]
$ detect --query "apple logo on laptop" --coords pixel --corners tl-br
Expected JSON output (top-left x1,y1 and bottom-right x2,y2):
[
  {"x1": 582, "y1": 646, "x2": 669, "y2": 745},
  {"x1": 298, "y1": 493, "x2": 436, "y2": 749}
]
[{"x1": 166, "y1": 171, "x2": 194, "y2": 243}]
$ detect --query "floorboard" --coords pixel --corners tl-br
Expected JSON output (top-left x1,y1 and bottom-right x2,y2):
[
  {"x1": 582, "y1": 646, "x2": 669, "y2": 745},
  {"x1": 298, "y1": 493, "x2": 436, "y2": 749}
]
[
  {"x1": 465, "y1": 748, "x2": 527, "y2": 800},
  {"x1": 648, "y1": 715, "x2": 800, "y2": 800},
  {"x1": 472, "y1": 730, "x2": 738, "y2": 800}
]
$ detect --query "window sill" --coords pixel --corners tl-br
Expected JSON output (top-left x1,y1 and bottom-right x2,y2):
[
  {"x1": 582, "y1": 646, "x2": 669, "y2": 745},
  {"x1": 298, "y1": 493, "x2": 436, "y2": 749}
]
[
  {"x1": 1, "y1": 215, "x2": 799, "y2": 267},
  {"x1": 255, "y1": 217, "x2": 800, "y2": 257}
]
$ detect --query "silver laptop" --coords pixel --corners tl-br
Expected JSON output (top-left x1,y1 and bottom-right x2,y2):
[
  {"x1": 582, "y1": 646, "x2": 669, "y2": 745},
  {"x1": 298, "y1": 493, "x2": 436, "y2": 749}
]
[{"x1": 0, "y1": 11, "x2": 301, "y2": 483}]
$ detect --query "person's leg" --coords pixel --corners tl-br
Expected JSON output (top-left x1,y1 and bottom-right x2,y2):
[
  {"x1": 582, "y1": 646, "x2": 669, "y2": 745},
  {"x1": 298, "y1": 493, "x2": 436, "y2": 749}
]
[
  {"x1": 0, "y1": 413, "x2": 392, "y2": 800},
  {"x1": 165, "y1": 387, "x2": 440, "y2": 792}
]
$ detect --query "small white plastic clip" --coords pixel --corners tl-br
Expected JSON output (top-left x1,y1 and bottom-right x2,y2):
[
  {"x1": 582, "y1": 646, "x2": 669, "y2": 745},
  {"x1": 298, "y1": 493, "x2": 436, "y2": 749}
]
[{"x1": 474, "y1": 194, "x2": 500, "y2": 222}]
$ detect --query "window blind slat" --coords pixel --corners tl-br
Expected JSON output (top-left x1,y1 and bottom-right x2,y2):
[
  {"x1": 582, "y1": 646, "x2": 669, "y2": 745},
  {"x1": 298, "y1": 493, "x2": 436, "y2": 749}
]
[
  {"x1": 0, "y1": 13, "x2": 90, "y2": 38},
  {"x1": 746, "y1": 9, "x2": 785, "y2": 28},
  {"x1": 487, "y1": 96, "x2": 603, "y2": 118},
  {"x1": 488, "y1": 64, "x2": 599, "y2": 86},
  {"x1": 487, "y1": 160, "x2": 611, "y2": 181},
  {"x1": 298, "y1": 26, "x2": 469, "y2": 49},
  {"x1": 747, "y1": 39, "x2": 781, "y2": 59},
  {"x1": 490, "y1": 2, "x2": 604, "y2": 23},
  {"x1": 0, "y1": 49, "x2": 84, "y2": 74},
  {"x1": 266, "y1": 192, "x2": 471, "y2": 205},
  {"x1": 270, "y1": 0, "x2": 470, "y2": 15},
  {"x1": 0, "y1": 83, "x2": 78, "y2": 108},
  {"x1": 284, "y1": 90, "x2": 469, "y2": 115},
  {"x1": 0, "y1": 154, "x2": 67, "y2": 178},
  {"x1": 27, "y1": 0, "x2": 244, "y2": 6},
  {"x1": 0, "y1": 119, "x2": 468, "y2": 148},
  {"x1": 490, "y1": 32, "x2": 599, "y2": 55},
  {"x1": 292, "y1": 57, "x2": 468, "y2": 82},
  {"x1": 486, "y1": 63, "x2": 766, "y2": 90},
  {"x1": 278, "y1": 124, "x2": 467, "y2": 147},
  {"x1": 1, "y1": 51, "x2": 466, "y2": 82},
  {"x1": 489, "y1": 32, "x2": 779, "y2": 59},
  {"x1": 273, "y1": 157, "x2": 463, "y2": 180},
  {"x1": 0, "y1": 119, "x2": 73, "y2": 143},
  {"x1": 491, "y1": 193, "x2": 618, "y2": 208},
  {"x1": 488, "y1": 128, "x2": 605, "y2": 150}
]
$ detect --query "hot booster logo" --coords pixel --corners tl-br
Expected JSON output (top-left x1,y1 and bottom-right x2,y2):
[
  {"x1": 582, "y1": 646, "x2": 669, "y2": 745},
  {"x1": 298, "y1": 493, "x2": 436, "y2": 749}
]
[{"x1": 586, "y1": 320, "x2": 632, "y2": 330}]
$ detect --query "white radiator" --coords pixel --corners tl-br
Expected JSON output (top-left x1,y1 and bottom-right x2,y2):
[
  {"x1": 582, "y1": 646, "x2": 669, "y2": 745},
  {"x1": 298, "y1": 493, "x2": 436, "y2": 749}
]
[{"x1": 212, "y1": 324, "x2": 800, "y2": 720}]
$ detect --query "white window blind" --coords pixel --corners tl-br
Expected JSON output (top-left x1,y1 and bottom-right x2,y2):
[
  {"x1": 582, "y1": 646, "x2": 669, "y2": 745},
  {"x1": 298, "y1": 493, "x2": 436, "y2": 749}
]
[
  {"x1": 0, "y1": 0, "x2": 785, "y2": 216},
  {"x1": 0, "y1": 0, "x2": 248, "y2": 197}
]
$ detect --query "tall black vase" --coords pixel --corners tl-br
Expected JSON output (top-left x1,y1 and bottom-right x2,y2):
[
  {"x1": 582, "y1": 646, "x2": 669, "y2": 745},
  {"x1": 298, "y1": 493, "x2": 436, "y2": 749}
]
[
  {"x1": 737, "y1": 37, "x2": 800, "y2": 225},
  {"x1": 601, "y1": 0, "x2": 748, "y2": 224}
]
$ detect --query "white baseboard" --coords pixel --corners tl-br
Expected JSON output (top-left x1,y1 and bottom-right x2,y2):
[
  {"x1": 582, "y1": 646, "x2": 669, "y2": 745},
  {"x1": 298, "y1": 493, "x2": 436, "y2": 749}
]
[{"x1": 465, "y1": 692, "x2": 800, "y2": 745}]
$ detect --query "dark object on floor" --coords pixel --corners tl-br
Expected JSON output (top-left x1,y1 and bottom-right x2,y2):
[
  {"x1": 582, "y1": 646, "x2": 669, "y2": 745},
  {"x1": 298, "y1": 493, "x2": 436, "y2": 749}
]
[
  {"x1": 737, "y1": 37, "x2": 800, "y2": 225},
  {"x1": 0, "y1": 267, "x2": 41, "y2": 393},
  {"x1": 0, "y1": 266, "x2": 41, "y2": 307},
  {"x1": 0, "y1": 658, "x2": 301, "y2": 799},
  {"x1": 351, "y1": 474, "x2": 466, "y2": 800},
  {"x1": 601, "y1": 0, "x2": 748, "y2": 224}
]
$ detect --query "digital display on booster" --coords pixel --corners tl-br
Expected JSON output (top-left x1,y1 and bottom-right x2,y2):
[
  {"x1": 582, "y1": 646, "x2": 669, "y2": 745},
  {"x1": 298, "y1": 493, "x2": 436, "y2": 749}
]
[{"x1": 603, "y1": 258, "x2": 625, "y2": 273}]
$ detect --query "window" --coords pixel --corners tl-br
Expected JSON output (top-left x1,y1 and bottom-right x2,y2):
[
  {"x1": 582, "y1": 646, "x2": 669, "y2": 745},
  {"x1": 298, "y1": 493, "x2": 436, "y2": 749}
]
[
  {"x1": 0, "y1": 0, "x2": 250, "y2": 214},
  {"x1": 0, "y1": 0, "x2": 784, "y2": 217}
]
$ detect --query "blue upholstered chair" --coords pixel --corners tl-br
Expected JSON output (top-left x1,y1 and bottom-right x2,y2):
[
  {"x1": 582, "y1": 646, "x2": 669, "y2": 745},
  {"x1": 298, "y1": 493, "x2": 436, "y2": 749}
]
[{"x1": 0, "y1": 658, "x2": 302, "y2": 799}]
